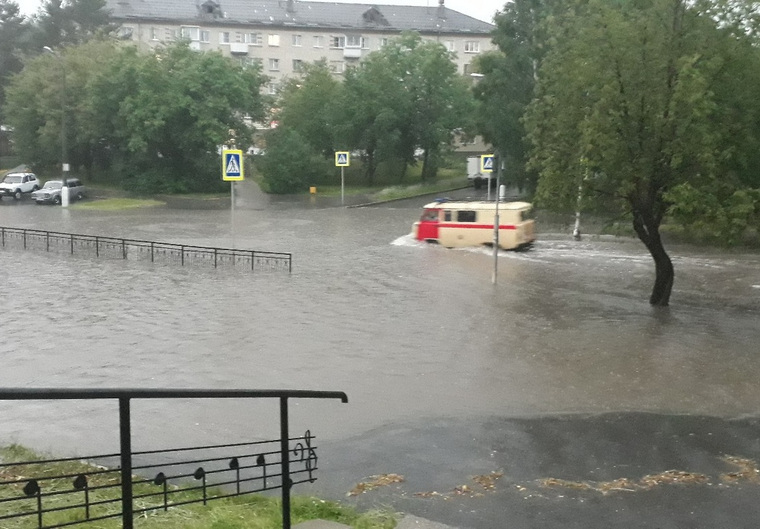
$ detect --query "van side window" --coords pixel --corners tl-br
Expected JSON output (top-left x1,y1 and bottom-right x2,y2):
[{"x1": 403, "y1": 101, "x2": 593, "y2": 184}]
[
  {"x1": 444, "y1": 211, "x2": 452, "y2": 221},
  {"x1": 457, "y1": 210, "x2": 476, "y2": 222}
]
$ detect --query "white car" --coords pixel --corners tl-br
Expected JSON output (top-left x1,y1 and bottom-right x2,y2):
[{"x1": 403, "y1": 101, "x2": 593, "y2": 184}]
[
  {"x1": 32, "y1": 178, "x2": 87, "y2": 205},
  {"x1": 0, "y1": 172, "x2": 41, "y2": 200}
]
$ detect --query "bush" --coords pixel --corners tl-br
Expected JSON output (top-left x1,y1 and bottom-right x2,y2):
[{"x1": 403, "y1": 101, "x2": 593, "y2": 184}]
[{"x1": 259, "y1": 128, "x2": 331, "y2": 194}]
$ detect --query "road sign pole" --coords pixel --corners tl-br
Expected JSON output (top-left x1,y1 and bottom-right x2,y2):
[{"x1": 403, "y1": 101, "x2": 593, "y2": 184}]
[
  {"x1": 492, "y1": 154, "x2": 501, "y2": 285},
  {"x1": 341, "y1": 167, "x2": 345, "y2": 206},
  {"x1": 231, "y1": 181, "x2": 236, "y2": 249}
]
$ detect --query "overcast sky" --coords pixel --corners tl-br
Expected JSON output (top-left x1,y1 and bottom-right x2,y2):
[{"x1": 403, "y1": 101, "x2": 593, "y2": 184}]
[{"x1": 14, "y1": 0, "x2": 507, "y2": 24}]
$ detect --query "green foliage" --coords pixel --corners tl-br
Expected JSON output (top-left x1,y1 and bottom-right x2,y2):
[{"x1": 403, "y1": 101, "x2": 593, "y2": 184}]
[
  {"x1": 258, "y1": 127, "x2": 330, "y2": 194},
  {"x1": 276, "y1": 61, "x2": 343, "y2": 157},
  {"x1": 35, "y1": 0, "x2": 115, "y2": 49},
  {"x1": 7, "y1": 41, "x2": 266, "y2": 192},
  {"x1": 523, "y1": 0, "x2": 760, "y2": 303},
  {"x1": 665, "y1": 183, "x2": 760, "y2": 245},
  {"x1": 336, "y1": 32, "x2": 473, "y2": 183},
  {"x1": 473, "y1": 0, "x2": 562, "y2": 193},
  {"x1": 0, "y1": 0, "x2": 32, "y2": 115}
]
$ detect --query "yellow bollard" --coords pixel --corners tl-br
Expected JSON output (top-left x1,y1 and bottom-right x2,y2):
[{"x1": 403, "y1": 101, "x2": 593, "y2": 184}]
[{"x1": 309, "y1": 186, "x2": 317, "y2": 194}]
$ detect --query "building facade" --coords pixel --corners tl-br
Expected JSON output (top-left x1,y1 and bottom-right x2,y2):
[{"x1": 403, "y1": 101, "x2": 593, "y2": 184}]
[{"x1": 106, "y1": 0, "x2": 495, "y2": 92}]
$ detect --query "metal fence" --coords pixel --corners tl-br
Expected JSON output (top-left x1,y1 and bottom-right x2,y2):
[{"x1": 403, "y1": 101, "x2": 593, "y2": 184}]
[
  {"x1": 0, "y1": 388, "x2": 348, "y2": 529},
  {"x1": 0, "y1": 226, "x2": 292, "y2": 273}
]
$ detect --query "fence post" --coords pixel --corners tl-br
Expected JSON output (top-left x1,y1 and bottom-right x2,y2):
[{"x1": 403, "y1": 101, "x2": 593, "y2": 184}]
[
  {"x1": 181, "y1": 246, "x2": 185, "y2": 266},
  {"x1": 46, "y1": 232, "x2": 49, "y2": 252},
  {"x1": 23, "y1": 229, "x2": 26, "y2": 249},
  {"x1": 95, "y1": 236, "x2": 99, "y2": 257},
  {"x1": 280, "y1": 397, "x2": 292, "y2": 529},
  {"x1": 151, "y1": 242, "x2": 154, "y2": 263},
  {"x1": 119, "y1": 397, "x2": 134, "y2": 529},
  {"x1": 70, "y1": 234, "x2": 74, "y2": 255},
  {"x1": 122, "y1": 239, "x2": 127, "y2": 259}
]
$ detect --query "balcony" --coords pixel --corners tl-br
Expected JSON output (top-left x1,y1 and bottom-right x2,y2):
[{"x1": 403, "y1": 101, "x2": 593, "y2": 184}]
[
  {"x1": 230, "y1": 42, "x2": 248, "y2": 54},
  {"x1": 343, "y1": 47, "x2": 361, "y2": 59}
]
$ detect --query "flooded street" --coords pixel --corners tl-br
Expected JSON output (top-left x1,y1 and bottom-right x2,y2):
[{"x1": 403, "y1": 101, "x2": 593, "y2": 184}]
[{"x1": 0, "y1": 183, "x2": 759, "y2": 527}]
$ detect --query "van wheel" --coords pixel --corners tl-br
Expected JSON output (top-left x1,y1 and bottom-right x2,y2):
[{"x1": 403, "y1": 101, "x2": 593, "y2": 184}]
[{"x1": 13, "y1": 189, "x2": 22, "y2": 200}]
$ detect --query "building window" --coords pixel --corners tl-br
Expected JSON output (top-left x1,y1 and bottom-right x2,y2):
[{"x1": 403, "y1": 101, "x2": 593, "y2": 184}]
[
  {"x1": 181, "y1": 26, "x2": 200, "y2": 41},
  {"x1": 292, "y1": 59, "x2": 304, "y2": 72},
  {"x1": 445, "y1": 40, "x2": 455, "y2": 52},
  {"x1": 292, "y1": 34, "x2": 302, "y2": 46},
  {"x1": 200, "y1": 30, "x2": 210, "y2": 43},
  {"x1": 362, "y1": 37, "x2": 369, "y2": 49},
  {"x1": 463, "y1": 63, "x2": 472, "y2": 76},
  {"x1": 246, "y1": 32, "x2": 262, "y2": 45},
  {"x1": 329, "y1": 60, "x2": 345, "y2": 73},
  {"x1": 346, "y1": 35, "x2": 362, "y2": 48},
  {"x1": 165, "y1": 28, "x2": 176, "y2": 41},
  {"x1": 219, "y1": 31, "x2": 230, "y2": 44},
  {"x1": 240, "y1": 57, "x2": 262, "y2": 68},
  {"x1": 464, "y1": 41, "x2": 480, "y2": 53},
  {"x1": 268, "y1": 34, "x2": 280, "y2": 46},
  {"x1": 313, "y1": 35, "x2": 324, "y2": 48},
  {"x1": 331, "y1": 36, "x2": 345, "y2": 49},
  {"x1": 150, "y1": 27, "x2": 159, "y2": 41},
  {"x1": 268, "y1": 83, "x2": 278, "y2": 95},
  {"x1": 269, "y1": 58, "x2": 280, "y2": 71},
  {"x1": 379, "y1": 37, "x2": 388, "y2": 47}
]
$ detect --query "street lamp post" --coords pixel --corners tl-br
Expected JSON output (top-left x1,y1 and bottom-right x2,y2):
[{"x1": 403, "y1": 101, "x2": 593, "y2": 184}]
[{"x1": 43, "y1": 46, "x2": 69, "y2": 207}]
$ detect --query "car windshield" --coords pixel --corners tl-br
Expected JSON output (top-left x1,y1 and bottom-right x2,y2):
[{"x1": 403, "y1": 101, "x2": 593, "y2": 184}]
[
  {"x1": 3, "y1": 175, "x2": 22, "y2": 183},
  {"x1": 43, "y1": 181, "x2": 62, "y2": 189}
]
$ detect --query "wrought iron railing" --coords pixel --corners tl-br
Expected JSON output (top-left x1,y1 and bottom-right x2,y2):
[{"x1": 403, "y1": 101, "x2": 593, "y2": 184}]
[
  {"x1": 0, "y1": 388, "x2": 348, "y2": 529},
  {"x1": 0, "y1": 227, "x2": 292, "y2": 273}
]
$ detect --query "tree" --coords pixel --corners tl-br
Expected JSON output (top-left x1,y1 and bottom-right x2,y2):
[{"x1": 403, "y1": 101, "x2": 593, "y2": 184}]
[
  {"x1": 34, "y1": 0, "x2": 114, "y2": 49},
  {"x1": 0, "y1": 0, "x2": 32, "y2": 117},
  {"x1": 525, "y1": 0, "x2": 758, "y2": 306},
  {"x1": 340, "y1": 33, "x2": 472, "y2": 182},
  {"x1": 6, "y1": 42, "x2": 266, "y2": 191},
  {"x1": 275, "y1": 61, "x2": 343, "y2": 158},
  {"x1": 473, "y1": 0, "x2": 562, "y2": 193},
  {"x1": 258, "y1": 127, "x2": 330, "y2": 194}
]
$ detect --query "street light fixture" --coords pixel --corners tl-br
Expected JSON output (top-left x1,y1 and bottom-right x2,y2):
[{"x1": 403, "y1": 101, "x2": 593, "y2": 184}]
[{"x1": 43, "y1": 46, "x2": 69, "y2": 207}]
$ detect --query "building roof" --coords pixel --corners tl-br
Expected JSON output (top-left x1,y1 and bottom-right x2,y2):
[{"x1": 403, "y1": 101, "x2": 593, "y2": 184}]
[{"x1": 106, "y1": 0, "x2": 494, "y2": 35}]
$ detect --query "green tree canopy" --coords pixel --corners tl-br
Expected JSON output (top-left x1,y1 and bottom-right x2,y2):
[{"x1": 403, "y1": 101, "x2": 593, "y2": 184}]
[
  {"x1": 6, "y1": 42, "x2": 266, "y2": 192},
  {"x1": 525, "y1": 0, "x2": 760, "y2": 306}
]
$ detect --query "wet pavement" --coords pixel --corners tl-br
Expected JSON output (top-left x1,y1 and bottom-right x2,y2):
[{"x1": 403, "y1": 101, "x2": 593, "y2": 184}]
[{"x1": 0, "y1": 181, "x2": 759, "y2": 528}]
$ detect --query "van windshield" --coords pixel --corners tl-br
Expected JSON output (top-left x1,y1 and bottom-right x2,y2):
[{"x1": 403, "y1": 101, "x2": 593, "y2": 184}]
[{"x1": 420, "y1": 209, "x2": 439, "y2": 222}]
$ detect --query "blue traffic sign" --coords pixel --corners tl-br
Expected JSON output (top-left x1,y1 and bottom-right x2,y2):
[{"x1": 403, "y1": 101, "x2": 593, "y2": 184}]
[
  {"x1": 481, "y1": 154, "x2": 494, "y2": 173},
  {"x1": 335, "y1": 151, "x2": 350, "y2": 167},
  {"x1": 222, "y1": 150, "x2": 244, "y2": 181}
]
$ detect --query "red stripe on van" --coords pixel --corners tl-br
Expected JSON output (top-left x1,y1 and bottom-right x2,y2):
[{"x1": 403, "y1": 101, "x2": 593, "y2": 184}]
[{"x1": 440, "y1": 223, "x2": 517, "y2": 230}]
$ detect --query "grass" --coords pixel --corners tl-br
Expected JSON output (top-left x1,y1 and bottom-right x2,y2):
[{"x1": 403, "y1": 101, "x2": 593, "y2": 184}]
[{"x1": 0, "y1": 445, "x2": 396, "y2": 529}]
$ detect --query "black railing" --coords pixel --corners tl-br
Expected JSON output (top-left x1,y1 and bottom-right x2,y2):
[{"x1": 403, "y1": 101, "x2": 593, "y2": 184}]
[
  {"x1": 0, "y1": 227, "x2": 292, "y2": 273},
  {"x1": 0, "y1": 388, "x2": 348, "y2": 529}
]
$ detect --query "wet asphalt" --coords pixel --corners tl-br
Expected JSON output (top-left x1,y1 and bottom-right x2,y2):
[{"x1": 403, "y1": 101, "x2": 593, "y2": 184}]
[{"x1": 308, "y1": 412, "x2": 760, "y2": 529}]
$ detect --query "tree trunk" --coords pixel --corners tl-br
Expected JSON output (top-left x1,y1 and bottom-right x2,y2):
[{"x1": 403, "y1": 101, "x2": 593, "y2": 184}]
[{"x1": 632, "y1": 209, "x2": 674, "y2": 306}]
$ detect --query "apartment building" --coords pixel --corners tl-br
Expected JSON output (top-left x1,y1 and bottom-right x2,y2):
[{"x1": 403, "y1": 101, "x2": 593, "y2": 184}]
[{"x1": 106, "y1": 0, "x2": 495, "y2": 92}]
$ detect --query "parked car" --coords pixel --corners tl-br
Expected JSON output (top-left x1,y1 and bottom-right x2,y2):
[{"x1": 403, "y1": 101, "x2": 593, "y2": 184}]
[
  {"x1": 0, "y1": 172, "x2": 41, "y2": 200},
  {"x1": 31, "y1": 178, "x2": 86, "y2": 205}
]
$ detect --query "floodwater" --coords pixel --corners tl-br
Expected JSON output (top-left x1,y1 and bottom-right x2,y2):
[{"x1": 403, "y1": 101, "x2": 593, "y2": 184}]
[{"x1": 0, "y1": 182, "x2": 759, "y2": 526}]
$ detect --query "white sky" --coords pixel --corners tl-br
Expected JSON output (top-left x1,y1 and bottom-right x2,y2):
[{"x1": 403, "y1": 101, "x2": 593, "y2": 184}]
[{"x1": 14, "y1": 0, "x2": 506, "y2": 24}]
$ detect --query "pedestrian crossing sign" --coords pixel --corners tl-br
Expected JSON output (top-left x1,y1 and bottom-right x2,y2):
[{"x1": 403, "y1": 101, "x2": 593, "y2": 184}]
[
  {"x1": 222, "y1": 150, "x2": 244, "y2": 181},
  {"x1": 335, "y1": 151, "x2": 350, "y2": 167},
  {"x1": 481, "y1": 154, "x2": 495, "y2": 173}
]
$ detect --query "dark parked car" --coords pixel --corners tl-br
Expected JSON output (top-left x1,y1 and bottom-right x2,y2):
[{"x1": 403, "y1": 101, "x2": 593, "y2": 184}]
[{"x1": 31, "y1": 178, "x2": 86, "y2": 205}]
